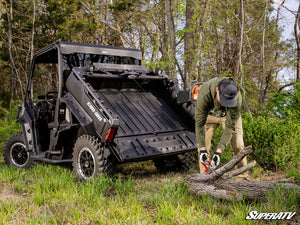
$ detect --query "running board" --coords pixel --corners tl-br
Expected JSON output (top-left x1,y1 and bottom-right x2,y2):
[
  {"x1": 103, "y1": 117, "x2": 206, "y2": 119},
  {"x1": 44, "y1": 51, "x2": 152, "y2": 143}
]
[{"x1": 31, "y1": 154, "x2": 72, "y2": 164}]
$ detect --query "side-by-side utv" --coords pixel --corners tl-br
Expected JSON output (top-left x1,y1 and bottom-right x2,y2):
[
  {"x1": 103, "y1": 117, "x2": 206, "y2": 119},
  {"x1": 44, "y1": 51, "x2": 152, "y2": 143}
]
[{"x1": 4, "y1": 41, "x2": 197, "y2": 180}]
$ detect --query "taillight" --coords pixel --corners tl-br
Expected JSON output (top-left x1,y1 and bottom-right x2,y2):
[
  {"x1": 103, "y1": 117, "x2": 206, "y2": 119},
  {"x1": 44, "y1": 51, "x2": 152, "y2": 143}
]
[{"x1": 106, "y1": 128, "x2": 117, "y2": 142}]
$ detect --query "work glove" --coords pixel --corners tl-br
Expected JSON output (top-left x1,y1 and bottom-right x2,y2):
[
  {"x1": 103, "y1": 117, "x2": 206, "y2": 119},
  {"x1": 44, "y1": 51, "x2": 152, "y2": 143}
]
[
  {"x1": 199, "y1": 150, "x2": 208, "y2": 164},
  {"x1": 211, "y1": 152, "x2": 221, "y2": 168}
]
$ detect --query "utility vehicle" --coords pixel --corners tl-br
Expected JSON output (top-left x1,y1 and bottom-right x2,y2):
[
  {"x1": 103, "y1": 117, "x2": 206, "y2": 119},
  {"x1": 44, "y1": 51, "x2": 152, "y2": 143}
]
[{"x1": 4, "y1": 41, "x2": 197, "y2": 180}]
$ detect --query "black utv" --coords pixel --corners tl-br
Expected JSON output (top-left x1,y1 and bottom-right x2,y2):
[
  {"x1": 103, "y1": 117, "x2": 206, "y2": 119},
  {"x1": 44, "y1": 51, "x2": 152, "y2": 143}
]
[{"x1": 4, "y1": 41, "x2": 197, "y2": 180}]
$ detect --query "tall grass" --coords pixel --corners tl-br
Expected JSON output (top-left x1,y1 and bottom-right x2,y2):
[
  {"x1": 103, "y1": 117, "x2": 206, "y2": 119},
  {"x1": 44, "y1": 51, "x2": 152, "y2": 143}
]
[{"x1": 0, "y1": 161, "x2": 298, "y2": 224}]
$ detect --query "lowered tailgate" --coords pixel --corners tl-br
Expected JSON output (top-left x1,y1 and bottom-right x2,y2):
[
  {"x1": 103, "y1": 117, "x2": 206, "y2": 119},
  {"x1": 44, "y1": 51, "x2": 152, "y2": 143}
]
[{"x1": 97, "y1": 89, "x2": 197, "y2": 161}]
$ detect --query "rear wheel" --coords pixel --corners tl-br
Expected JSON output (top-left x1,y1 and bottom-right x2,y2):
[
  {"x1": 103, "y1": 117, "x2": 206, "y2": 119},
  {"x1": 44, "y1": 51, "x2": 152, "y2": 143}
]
[
  {"x1": 153, "y1": 152, "x2": 194, "y2": 173},
  {"x1": 72, "y1": 135, "x2": 113, "y2": 180},
  {"x1": 3, "y1": 132, "x2": 34, "y2": 169}
]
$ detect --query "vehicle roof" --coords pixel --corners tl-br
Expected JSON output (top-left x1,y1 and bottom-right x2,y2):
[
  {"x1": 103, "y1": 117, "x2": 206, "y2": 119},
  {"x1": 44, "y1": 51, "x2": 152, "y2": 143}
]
[{"x1": 33, "y1": 41, "x2": 142, "y2": 61}]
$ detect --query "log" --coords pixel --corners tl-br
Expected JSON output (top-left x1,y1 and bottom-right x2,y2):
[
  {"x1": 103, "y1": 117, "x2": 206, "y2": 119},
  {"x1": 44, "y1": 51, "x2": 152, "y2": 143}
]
[
  {"x1": 188, "y1": 178, "x2": 300, "y2": 201},
  {"x1": 222, "y1": 161, "x2": 256, "y2": 179},
  {"x1": 186, "y1": 146, "x2": 300, "y2": 201},
  {"x1": 215, "y1": 179, "x2": 300, "y2": 200},
  {"x1": 189, "y1": 182, "x2": 244, "y2": 201}
]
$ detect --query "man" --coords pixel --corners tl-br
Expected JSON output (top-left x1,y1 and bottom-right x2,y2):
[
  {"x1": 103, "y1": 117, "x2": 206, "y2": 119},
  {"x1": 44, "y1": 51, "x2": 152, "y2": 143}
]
[{"x1": 195, "y1": 77, "x2": 247, "y2": 179}]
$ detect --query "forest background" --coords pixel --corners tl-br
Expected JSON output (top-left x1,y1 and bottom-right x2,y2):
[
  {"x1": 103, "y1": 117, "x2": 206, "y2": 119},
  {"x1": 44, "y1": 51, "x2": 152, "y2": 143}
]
[
  {"x1": 0, "y1": 0, "x2": 299, "y2": 223},
  {"x1": 0, "y1": 0, "x2": 299, "y2": 176}
]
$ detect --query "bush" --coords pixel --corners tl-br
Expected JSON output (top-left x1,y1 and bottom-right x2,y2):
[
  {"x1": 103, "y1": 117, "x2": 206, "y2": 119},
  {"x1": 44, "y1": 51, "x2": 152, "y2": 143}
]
[
  {"x1": 0, "y1": 102, "x2": 22, "y2": 150},
  {"x1": 208, "y1": 112, "x2": 300, "y2": 171},
  {"x1": 243, "y1": 114, "x2": 300, "y2": 170},
  {"x1": 243, "y1": 83, "x2": 300, "y2": 170}
]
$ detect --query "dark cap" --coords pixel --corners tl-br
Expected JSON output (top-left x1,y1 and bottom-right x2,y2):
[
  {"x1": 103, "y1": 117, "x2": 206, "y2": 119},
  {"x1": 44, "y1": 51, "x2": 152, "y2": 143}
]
[{"x1": 218, "y1": 78, "x2": 238, "y2": 107}]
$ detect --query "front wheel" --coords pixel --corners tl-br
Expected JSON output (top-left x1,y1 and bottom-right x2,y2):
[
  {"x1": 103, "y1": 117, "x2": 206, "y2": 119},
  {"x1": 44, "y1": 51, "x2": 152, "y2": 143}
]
[
  {"x1": 72, "y1": 135, "x2": 113, "y2": 180},
  {"x1": 3, "y1": 132, "x2": 35, "y2": 169}
]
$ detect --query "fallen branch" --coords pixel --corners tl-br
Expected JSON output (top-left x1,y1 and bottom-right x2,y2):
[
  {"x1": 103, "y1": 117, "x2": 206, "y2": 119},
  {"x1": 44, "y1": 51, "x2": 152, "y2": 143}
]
[
  {"x1": 187, "y1": 146, "x2": 253, "y2": 183},
  {"x1": 186, "y1": 146, "x2": 300, "y2": 201},
  {"x1": 222, "y1": 160, "x2": 256, "y2": 179}
]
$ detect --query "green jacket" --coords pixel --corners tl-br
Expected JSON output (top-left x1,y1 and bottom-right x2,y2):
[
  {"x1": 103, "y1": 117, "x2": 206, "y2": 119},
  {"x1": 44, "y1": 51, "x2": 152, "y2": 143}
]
[{"x1": 195, "y1": 77, "x2": 242, "y2": 150}]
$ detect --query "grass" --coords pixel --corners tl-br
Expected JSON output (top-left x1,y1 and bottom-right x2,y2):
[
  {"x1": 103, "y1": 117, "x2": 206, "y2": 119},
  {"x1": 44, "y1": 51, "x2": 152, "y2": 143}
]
[{"x1": 0, "y1": 159, "x2": 299, "y2": 225}]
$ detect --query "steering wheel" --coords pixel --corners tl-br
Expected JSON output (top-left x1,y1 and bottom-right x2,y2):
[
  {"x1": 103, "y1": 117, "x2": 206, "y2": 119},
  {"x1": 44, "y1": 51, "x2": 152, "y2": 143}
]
[{"x1": 45, "y1": 91, "x2": 58, "y2": 106}]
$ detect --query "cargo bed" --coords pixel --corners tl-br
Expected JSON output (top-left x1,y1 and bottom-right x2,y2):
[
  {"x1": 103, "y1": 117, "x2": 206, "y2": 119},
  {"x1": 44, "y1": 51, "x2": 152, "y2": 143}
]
[{"x1": 97, "y1": 89, "x2": 197, "y2": 161}]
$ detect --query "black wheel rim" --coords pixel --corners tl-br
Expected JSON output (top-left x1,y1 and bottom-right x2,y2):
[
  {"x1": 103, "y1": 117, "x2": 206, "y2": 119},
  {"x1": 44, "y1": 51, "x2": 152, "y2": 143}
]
[
  {"x1": 10, "y1": 142, "x2": 29, "y2": 167},
  {"x1": 78, "y1": 147, "x2": 95, "y2": 179}
]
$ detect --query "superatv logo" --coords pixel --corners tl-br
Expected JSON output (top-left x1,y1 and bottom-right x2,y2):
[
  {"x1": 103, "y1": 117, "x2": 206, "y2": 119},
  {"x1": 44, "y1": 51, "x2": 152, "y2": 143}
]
[{"x1": 245, "y1": 211, "x2": 296, "y2": 220}]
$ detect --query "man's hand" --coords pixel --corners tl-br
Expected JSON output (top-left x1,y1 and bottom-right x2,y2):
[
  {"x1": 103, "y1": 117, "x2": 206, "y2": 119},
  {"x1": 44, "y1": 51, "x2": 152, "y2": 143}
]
[
  {"x1": 199, "y1": 150, "x2": 208, "y2": 163},
  {"x1": 211, "y1": 152, "x2": 221, "y2": 168}
]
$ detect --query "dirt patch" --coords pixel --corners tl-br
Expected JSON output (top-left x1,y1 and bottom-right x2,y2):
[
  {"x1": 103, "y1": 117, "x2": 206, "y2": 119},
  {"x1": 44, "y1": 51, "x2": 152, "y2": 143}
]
[
  {"x1": 0, "y1": 186, "x2": 26, "y2": 202},
  {"x1": 262, "y1": 171, "x2": 286, "y2": 181}
]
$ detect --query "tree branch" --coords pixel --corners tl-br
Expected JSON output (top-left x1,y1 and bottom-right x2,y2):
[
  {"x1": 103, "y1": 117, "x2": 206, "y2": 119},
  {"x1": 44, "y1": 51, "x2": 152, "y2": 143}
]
[
  {"x1": 78, "y1": 0, "x2": 135, "y2": 48},
  {"x1": 277, "y1": 82, "x2": 296, "y2": 92},
  {"x1": 222, "y1": 161, "x2": 256, "y2": 179}
]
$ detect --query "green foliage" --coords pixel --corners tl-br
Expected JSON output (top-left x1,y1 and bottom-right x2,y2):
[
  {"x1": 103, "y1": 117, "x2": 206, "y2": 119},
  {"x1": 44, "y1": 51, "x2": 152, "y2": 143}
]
[
  {"x1": 0, "y1": 102, "x2": 22, "y2": 150},
  {"x1": 0, "y1": 0, "x2": 294, "y2": 103},
  {"x1": 285, "y1": 169, "x2": 300, "y2": 181},
  {"x1": 243, "y1": 84, "x2": 300, "y2": 171},
  {"x1": 266, "y1": 82, "x2": 300, "y2": 120},
  {"x1": 109, "y1": 0, "x2": 135, "y2": 11},
  {"x1": 243, "y1": 114, "x2": 300, "y2": 170}
]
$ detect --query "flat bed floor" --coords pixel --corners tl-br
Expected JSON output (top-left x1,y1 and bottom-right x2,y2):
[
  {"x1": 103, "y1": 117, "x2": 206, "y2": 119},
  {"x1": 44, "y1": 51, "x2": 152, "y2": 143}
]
[{"x1": 97, "y1": 89, "x2": 197, "y2": 161}]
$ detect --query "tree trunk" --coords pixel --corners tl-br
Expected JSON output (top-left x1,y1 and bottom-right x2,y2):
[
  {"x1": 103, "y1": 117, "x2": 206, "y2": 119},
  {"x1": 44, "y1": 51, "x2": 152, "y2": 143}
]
[
  {"x1": 165, "y1": 0, "x2": 178, "y2": 83},
  {"x1": 184, "y1": 0, "x2": 195, "y2": 89},
  {"x1": 192, "y1": 0, "x2": 209, "y2": 81},
  {"x1": 186, "y1": 146, "x2": 300, "y2": 201},
  {"x1": 8, "y1": 0, "x2": 16, "y2": 102},
  {"x1": 29, "y1": 0, "x2": 35, "y2": 76},
  {"x1": 232, "y1": 0, "x2": 244, "y2": 81},
  {"x1": 159, "y1": 0, "x2": 169, "y2": 76},
  {"x1": 295, "y1": 2, "x2": 300, "y2": 81},
  {"x1": 259, "y1": 0, "x2": 268, "y2": 108},
  {"x1": 238, "y1": 0, "x2": 252, "y2": 118}
]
